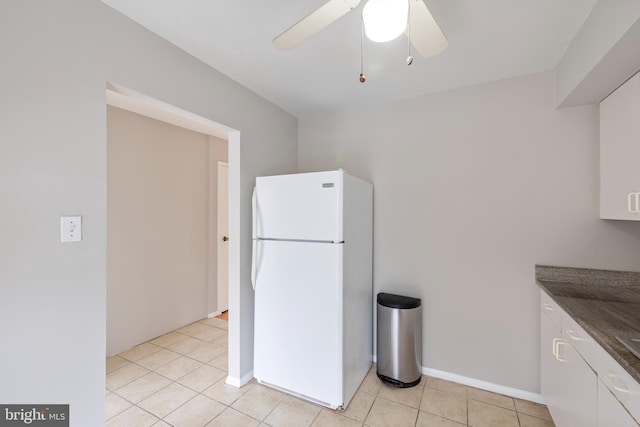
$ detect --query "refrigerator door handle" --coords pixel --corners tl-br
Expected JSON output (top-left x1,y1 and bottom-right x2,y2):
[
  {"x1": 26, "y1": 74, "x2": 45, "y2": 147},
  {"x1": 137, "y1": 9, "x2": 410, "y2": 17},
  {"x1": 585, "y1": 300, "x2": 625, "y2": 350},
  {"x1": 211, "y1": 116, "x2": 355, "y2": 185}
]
[
  {"x1": 252, "y1": 187, "x2": 257, "y2": 239},
  {"x1": 251, "y1": 186, "x2": 258, "y2": 290},
  {"x1": 251, "y1": 239, "x2": 258, "y2": 290}
]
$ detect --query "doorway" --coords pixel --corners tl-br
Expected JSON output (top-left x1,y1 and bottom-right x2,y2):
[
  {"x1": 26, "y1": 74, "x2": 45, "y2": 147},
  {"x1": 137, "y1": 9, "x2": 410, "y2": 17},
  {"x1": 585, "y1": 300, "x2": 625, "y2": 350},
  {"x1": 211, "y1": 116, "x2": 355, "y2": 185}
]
[{"x1": 106, "y1": 82, "x2": 242, "y2": 386}]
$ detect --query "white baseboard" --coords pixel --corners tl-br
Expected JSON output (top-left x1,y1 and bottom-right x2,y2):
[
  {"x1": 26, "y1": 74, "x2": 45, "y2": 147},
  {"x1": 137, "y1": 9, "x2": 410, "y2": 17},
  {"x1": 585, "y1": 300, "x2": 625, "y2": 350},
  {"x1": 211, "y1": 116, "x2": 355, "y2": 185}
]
[
  {"x1": 207, "y1": 311, "x2": 222, "y2": 318},
  {"x1": 372, "y1": 355, "x2": 543, "y2": 404},
  {"x1": 422, "y1": 367, "x2": 544, "y2": 404},
  {"x1": 226, "y1": 370, "x2": 254, "y2": 388}
]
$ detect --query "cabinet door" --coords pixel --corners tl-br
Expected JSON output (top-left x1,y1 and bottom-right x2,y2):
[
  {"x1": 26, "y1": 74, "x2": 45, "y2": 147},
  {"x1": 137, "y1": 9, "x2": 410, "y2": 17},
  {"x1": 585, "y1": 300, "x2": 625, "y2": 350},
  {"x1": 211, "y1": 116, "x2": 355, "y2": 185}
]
[
  {"x1": 558, "y1": 335, "x2": 598, "y2": 427},
  {"x1": 600, "y1": 72, "x2": 640, "y2": 220},
  {"x1": 541, "y1": 311, "x2": 563, "y2": 421},
  {"x1": 598, "y1": 379, "x2": 639, "y2": 427},
  {"x1": 541, "y1": 306, "x2": 598, "y2": 427}
]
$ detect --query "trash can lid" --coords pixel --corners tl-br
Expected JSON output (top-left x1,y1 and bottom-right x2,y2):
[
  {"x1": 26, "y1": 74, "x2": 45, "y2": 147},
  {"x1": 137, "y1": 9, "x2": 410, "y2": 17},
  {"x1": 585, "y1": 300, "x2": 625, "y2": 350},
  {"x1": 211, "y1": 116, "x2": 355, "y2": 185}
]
[{"x1": 377, "y1": 292, "x2": 421, "y2": 309}]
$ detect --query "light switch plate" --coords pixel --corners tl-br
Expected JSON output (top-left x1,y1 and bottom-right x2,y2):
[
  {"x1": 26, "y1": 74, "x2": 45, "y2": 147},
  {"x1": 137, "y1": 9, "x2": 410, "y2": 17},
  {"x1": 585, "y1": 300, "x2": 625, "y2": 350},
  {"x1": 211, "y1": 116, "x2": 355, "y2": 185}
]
[{"x1": 61, "y1": 216, "x2": 82, "y2": 243}]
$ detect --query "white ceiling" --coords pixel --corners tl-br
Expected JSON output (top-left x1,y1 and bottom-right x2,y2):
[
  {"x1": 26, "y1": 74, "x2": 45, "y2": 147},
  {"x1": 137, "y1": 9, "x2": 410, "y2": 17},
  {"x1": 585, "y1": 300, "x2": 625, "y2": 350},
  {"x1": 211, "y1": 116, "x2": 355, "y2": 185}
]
[{"x1": 101, "y1": 0, "x2": 598, "y2": 117}]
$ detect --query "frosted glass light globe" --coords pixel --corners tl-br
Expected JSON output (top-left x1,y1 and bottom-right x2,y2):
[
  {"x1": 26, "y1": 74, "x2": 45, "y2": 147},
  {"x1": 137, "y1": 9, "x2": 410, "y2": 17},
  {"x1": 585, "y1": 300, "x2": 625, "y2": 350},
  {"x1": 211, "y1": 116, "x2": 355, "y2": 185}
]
[{"x1": 362, "y1": 0, "x2": 409, "y2": 43}]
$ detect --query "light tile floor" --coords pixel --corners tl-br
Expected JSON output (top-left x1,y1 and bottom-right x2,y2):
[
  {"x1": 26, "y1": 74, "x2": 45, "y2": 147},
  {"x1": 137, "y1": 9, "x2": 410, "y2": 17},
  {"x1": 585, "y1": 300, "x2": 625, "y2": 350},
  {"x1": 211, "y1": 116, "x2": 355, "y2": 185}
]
[{"x1": 106, "y1": 318, "x2": 555, "y2": 426}]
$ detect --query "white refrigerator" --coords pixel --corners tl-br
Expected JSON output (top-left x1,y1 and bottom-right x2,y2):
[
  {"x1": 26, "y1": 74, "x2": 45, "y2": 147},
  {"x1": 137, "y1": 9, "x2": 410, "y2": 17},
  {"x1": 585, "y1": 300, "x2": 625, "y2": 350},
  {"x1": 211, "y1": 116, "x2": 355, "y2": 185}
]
[{"x1": 252, "y1": 170, "x2": 373, "y2": 410}]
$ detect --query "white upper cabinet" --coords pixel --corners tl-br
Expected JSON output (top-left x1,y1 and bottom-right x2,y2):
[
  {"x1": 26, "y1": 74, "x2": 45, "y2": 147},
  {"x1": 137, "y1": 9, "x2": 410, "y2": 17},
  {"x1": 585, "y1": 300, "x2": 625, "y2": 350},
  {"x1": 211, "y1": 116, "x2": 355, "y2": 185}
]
[{"x1": 600, "y1": 72, "x2": 640, "y2": 220}]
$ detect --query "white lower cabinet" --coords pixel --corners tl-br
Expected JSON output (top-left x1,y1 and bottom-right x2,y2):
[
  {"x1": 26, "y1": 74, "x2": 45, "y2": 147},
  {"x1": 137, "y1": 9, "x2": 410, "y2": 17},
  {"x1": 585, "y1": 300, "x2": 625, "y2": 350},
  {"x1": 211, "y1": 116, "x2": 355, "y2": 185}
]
[
  {"x1": 541, "y1": 308, "x2": 597, "y2": 427},
  {"x1": 540, "y1": 290, "x2": 640, "y2": 427},
  {"x1": 541, "y1": 309, "x2": 562, "y2": 419},
  {"x1": 599, "y1": 379, "x2": 638, "y2": 427}
]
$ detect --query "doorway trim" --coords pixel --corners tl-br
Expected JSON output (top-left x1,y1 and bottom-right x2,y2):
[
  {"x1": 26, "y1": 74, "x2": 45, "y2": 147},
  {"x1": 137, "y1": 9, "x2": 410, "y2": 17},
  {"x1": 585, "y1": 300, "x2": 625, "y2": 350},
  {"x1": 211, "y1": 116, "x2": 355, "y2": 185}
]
[{"x1": 106, "y1": 82, "x2": 244, "y2": 387}]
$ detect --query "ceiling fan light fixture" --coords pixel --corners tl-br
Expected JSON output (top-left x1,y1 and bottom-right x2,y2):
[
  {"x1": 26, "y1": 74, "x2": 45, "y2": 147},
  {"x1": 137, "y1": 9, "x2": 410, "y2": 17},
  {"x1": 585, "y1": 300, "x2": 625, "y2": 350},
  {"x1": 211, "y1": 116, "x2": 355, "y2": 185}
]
[{"x1": 362, "y1": 0, "x2": 408, "y2": 43}]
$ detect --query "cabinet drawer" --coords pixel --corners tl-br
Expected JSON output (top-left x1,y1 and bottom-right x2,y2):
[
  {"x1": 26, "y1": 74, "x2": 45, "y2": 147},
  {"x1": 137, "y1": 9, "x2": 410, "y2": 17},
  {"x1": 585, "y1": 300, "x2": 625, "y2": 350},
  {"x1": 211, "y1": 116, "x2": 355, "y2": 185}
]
[
  {"x1": 540, "y1": 290, "x2": 561, "y2": 329},
  {"x1": 598, "y1": 379, "x2": 639, "y2": 427},
  {"x1": 561, "y1": 311, "x2": 592, "y2": 360},
  {"x1": 587, "y1": 336, "x2": 640, "y2": 423}
]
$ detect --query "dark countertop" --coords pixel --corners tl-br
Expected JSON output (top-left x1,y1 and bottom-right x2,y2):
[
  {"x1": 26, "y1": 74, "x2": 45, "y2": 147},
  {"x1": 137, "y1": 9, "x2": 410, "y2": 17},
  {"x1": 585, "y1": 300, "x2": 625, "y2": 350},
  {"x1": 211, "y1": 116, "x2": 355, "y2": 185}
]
[{"x1": 536, "y1": 265, "x2": 640, "y2": 384}]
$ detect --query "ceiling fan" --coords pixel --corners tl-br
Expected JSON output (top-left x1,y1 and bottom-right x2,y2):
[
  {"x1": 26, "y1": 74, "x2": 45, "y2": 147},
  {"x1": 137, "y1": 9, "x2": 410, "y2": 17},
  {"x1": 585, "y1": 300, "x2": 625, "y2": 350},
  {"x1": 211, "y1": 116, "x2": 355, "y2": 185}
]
[{"x1": 273, "y1": 0, "x2": 448, "y2": 59}]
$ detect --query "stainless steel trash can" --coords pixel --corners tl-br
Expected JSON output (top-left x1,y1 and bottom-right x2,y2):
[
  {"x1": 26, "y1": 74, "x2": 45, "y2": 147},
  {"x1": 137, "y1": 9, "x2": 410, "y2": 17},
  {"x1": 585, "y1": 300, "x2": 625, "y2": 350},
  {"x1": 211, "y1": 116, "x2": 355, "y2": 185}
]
[{"x1": 376, "y1": 293, "x2": 422, "y2": 387}]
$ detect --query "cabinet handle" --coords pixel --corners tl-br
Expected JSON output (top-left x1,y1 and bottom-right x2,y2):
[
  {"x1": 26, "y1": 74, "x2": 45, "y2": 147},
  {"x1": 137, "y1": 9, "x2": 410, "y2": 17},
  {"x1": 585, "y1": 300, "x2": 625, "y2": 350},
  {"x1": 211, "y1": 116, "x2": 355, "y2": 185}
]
[
  {"x1": 628, "y1": 192, "x2": 640, "y2": 213},
  {"x1": 553, "y1": 339, "x2": 566, "y2": 362},
  {"x1": 552, "y1": 338, "x2": 566, "y2": 362},
  {"x1": 542, "y1": 303, "x2": 555, "y2": 311},
  {"x1": 566, "y1": 329, "x2": 584, "y2": 342},
  {"x1": 607, "y1": 373, "x2": 630, "y2": 393}
]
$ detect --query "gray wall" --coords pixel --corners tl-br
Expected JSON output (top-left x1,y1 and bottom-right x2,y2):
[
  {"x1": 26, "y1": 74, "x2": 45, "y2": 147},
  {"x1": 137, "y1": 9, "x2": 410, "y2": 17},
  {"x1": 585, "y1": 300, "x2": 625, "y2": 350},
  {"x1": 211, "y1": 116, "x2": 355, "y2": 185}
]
[
  {"x1": 298, "y1": 70, "x2": 640, "y2": 393},
  {"x1": 0, "y1": 1, "x2": 297, "y2": 424},
  {"x1": 107, "y1": 106, "x2": 227, "y2": 356}
]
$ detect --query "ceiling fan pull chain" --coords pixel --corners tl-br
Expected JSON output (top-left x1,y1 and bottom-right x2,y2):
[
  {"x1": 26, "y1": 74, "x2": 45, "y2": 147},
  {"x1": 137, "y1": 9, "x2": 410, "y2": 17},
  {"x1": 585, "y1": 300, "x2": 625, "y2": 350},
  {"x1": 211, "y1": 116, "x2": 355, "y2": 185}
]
[
  {"x1": 406, "y1": 0, "x2": 413, "y2": 65},
  {"x1": 359, "y1": 12, "x2": 366, "y2": 83}
]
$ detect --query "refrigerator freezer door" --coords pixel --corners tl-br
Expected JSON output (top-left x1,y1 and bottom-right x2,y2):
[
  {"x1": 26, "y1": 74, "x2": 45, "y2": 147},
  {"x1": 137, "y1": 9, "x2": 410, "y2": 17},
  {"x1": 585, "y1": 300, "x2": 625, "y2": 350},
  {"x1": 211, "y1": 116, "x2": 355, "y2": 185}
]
[
  {"x1": 255, "y1": 171, "x2": 343, "y2": 242},
  {"x1": 254, "y1": 239, "x2": 343, "y2": 407}
]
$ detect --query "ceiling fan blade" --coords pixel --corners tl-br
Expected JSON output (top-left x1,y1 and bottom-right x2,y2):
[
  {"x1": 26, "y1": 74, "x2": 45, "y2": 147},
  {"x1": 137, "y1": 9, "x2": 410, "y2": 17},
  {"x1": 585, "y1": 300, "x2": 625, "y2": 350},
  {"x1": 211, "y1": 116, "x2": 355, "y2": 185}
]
[
  {"x1": 273, "y1": 0, "x2": 362, "y2": 50},
  {"x1": 407, "y1": 0, "x2": 448, "y2": 58}
]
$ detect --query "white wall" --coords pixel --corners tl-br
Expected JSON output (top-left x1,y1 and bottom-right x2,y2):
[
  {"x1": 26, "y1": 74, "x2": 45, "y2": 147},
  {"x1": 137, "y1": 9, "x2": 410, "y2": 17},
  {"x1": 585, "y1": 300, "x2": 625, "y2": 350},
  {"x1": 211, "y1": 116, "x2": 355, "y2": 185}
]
[
  {"x1": 298, "y1": 70, "x2": 640, "y2": 394},
  {"x1": 0, "y1": 1, "x2": 297, "y2": 424},
  {"x1": 107, "y1": 106, "x2": 227, "y2": 356}
]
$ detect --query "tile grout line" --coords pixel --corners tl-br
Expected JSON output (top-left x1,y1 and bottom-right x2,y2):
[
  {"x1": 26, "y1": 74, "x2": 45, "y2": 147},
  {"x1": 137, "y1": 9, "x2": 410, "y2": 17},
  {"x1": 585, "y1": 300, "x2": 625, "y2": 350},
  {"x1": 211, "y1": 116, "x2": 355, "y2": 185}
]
[
  {"x1": 308, "y1": 405, "x2": 322, "y2": 426},
  {"x1": 362, "y1": 382, "x2": 378, "y2": 425},
  {"x1": 160, "y1": 390, "x2": 217, "y2": 426},
  {"x1": 466, "y1": 388, "x2": 469, "y2": 426}
]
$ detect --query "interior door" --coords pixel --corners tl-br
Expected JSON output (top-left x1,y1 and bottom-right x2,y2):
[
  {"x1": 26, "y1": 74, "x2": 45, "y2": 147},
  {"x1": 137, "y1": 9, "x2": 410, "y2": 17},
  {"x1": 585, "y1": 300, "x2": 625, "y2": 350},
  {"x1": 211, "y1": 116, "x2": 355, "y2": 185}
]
[
  {"x1": 255, "y1": 170, "x2": 343, "y2": 241},
  {"x1": 254, "y1": 239, "x2": 343, "y2": 407},
  {"x1": 217, "y1": 162, "x2": 229, "y2": 313}
]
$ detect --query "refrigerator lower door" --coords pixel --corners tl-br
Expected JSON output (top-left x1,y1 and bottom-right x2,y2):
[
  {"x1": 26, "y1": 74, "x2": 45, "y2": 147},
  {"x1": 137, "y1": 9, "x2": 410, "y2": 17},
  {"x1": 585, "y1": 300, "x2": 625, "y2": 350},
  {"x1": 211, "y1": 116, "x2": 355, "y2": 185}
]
[{"x1": 254, "y1": 239, "x2": 343, "y2": 408}]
